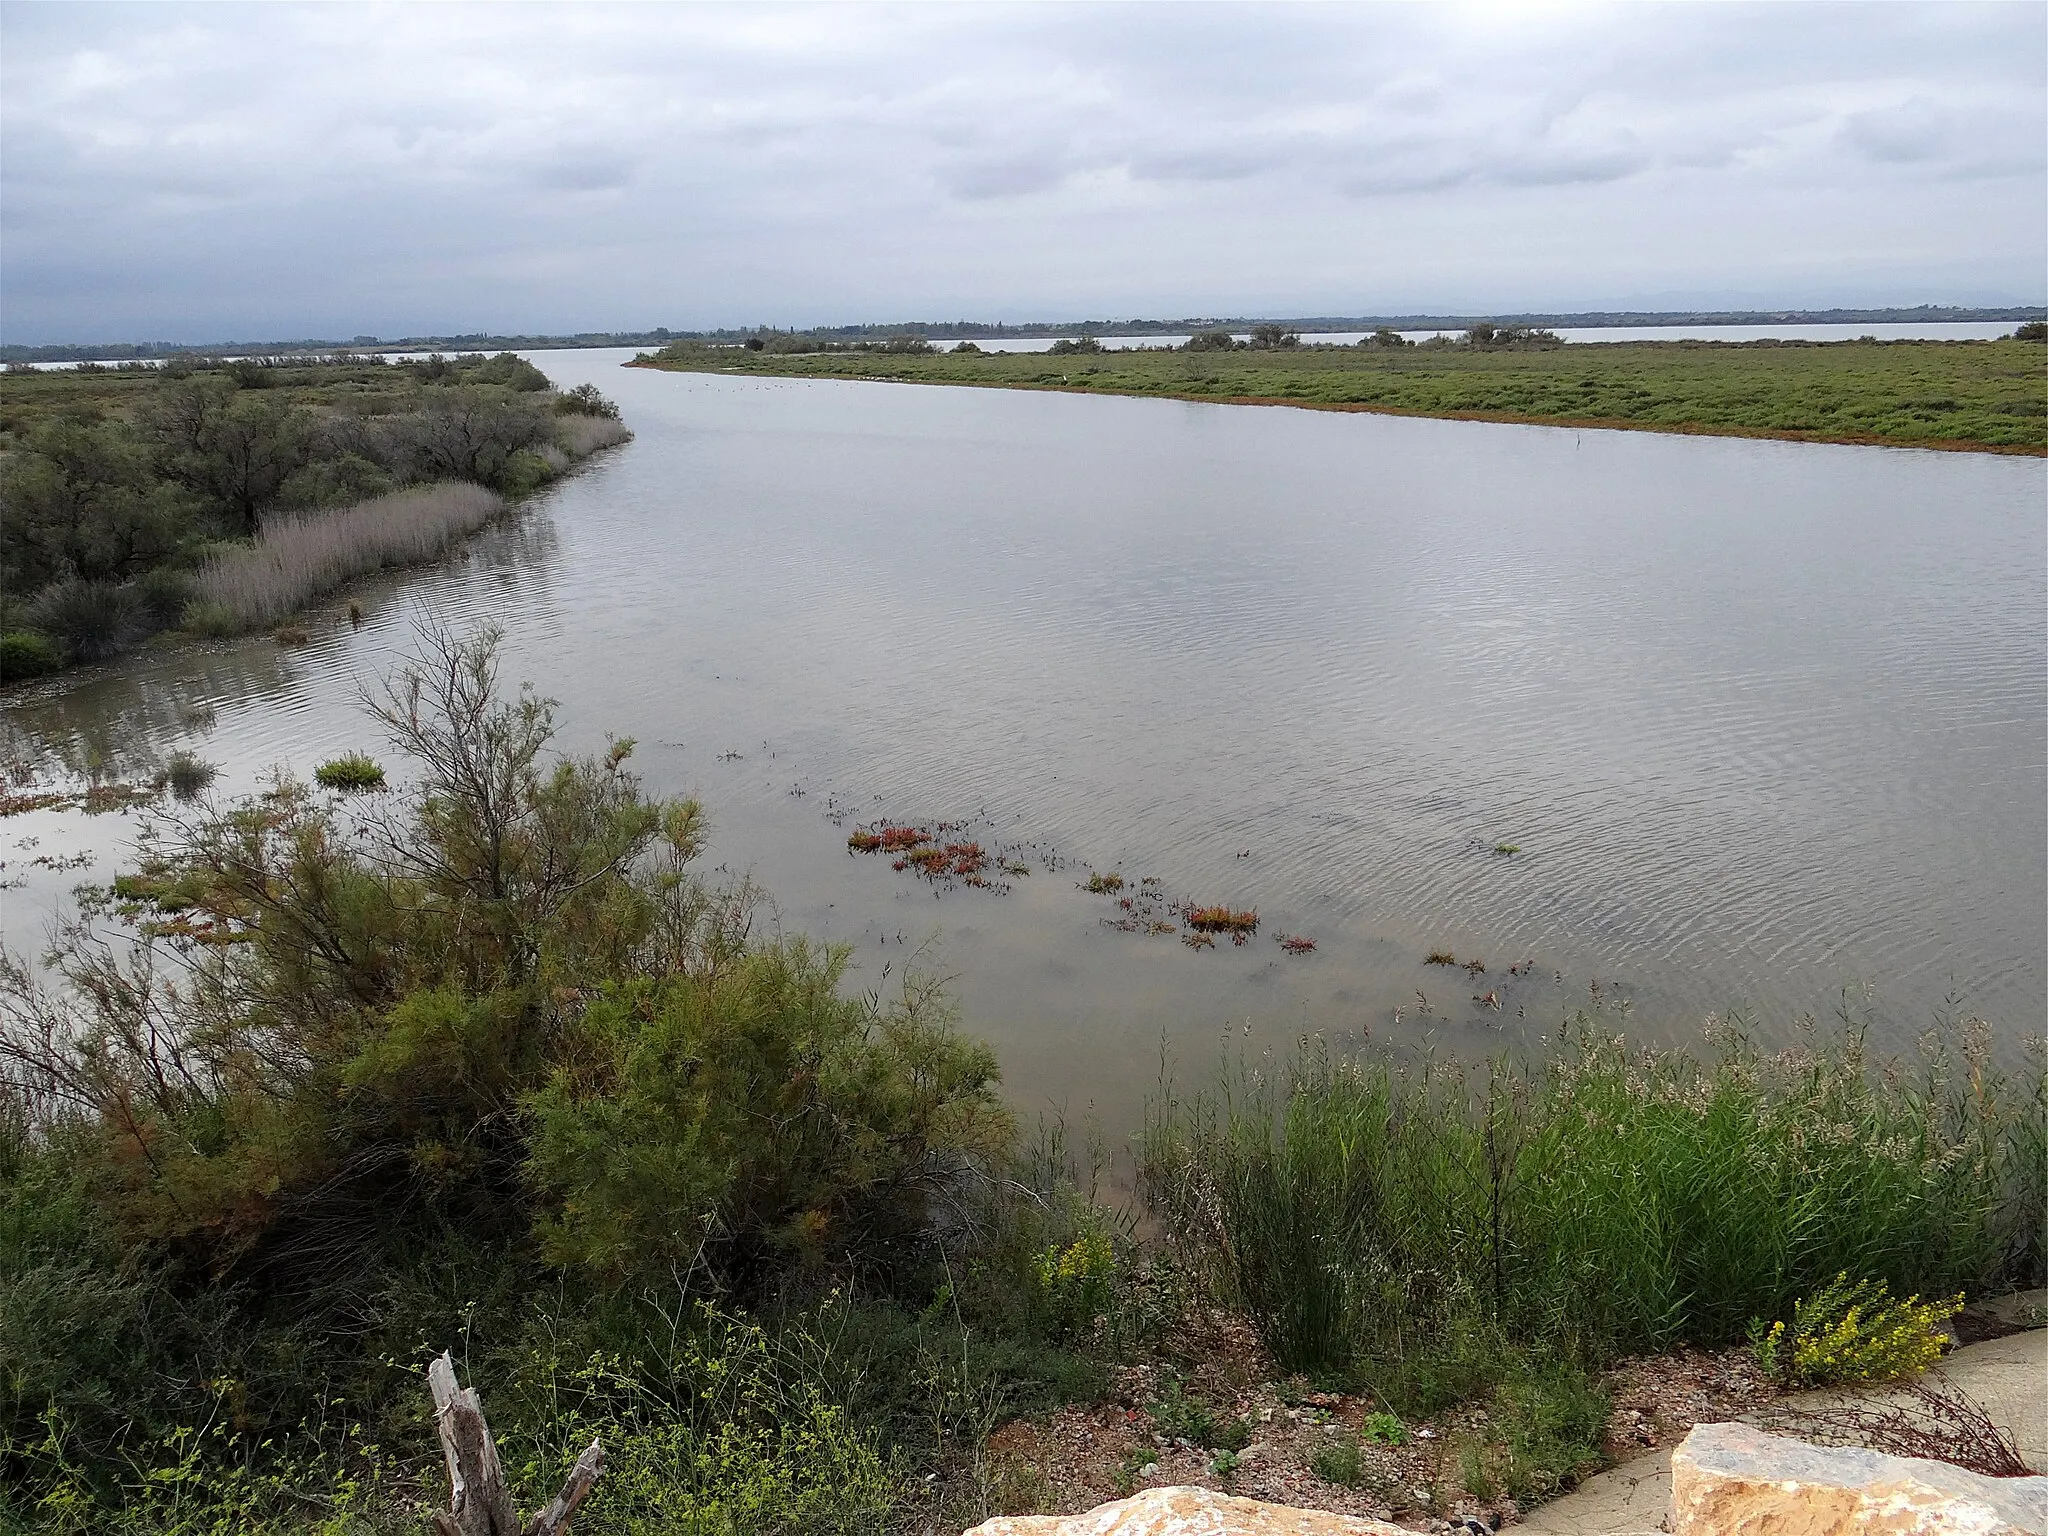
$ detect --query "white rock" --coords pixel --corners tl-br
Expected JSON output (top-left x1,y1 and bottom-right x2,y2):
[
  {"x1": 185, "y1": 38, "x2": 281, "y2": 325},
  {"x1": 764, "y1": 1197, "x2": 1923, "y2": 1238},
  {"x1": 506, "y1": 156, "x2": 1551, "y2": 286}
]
[
  {"x1": 1671, "y1": 1421, "x2": 2048, "y2": 1536},
  {"x1": 962, "y1": 1485, "x2": 1413, "y2": 1534}
]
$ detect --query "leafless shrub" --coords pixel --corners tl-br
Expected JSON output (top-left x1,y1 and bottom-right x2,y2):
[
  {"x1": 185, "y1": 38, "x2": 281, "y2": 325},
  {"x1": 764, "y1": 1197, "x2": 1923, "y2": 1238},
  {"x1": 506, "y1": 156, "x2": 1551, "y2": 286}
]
[
  {"x1": 1763, "y1": 1376, "x2": 2033, "y2": 1478},
  {"x1": 393, "y1": 393, "x2": 554, "y2": 483},
  {"x1": 190, "y1": 483, "x2": 505, "y2": 630},
  {"x1": 557, "y1": 414, "x2": 632, "y2": 457}
]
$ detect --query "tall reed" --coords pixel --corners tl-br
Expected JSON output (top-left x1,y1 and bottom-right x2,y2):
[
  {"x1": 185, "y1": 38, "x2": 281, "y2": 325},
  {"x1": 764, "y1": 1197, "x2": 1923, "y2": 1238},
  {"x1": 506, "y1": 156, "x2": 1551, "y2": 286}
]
[
  {"x1": 189, "y1": 483, "x2": 505, "y2": 631},
  {"x1": 557, "y1": 415, "x2": 632, "y2": 457},
  {"x1": 1140, "y1": 1020, "x2": 2044, "y2": 1376}
]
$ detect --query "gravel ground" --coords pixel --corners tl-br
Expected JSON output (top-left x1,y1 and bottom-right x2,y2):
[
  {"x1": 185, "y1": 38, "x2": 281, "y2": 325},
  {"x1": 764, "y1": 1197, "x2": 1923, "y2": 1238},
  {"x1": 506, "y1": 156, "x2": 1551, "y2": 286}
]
[{"x1": 973, "y1": 1317, "x2": 1784, "y2": 1533}]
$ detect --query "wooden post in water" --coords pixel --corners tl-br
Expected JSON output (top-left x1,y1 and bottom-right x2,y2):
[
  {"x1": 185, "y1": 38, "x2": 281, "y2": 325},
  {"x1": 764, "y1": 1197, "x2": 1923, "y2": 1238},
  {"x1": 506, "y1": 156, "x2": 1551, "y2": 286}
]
[{"x1": 428, "y1": 1350, "x2": 603, "y2": 1536}]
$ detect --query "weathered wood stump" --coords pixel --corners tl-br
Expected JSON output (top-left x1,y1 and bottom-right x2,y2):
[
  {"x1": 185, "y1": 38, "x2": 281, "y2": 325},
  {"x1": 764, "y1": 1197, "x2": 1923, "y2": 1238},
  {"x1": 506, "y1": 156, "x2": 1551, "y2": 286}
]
[{"x1": 427, "y1": 1350, "x2": 602, "y2": 1536}]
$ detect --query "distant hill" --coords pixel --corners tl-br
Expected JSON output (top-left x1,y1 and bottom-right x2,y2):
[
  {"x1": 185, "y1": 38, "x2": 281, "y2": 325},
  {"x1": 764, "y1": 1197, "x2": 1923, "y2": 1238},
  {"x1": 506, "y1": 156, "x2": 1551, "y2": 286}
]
[{"x1": 6, "y1": 306, "x2": 2043, "y2": 361}]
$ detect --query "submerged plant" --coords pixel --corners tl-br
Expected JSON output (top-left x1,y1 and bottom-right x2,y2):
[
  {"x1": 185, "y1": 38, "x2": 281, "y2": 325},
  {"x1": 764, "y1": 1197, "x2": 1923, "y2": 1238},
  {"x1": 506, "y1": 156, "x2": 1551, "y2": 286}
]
[
  {"x1": 1183, "y1": 906, "x2": 1257, "y2": 936},
  {"x1": 156, "y1": 750, "x2": 218, "y2": 801}
]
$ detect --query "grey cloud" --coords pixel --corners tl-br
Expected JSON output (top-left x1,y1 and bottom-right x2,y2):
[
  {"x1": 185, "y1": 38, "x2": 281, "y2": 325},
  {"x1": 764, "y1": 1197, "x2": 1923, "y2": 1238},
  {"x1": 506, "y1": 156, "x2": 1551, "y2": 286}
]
[
  {"x1": 1842, "y1": 97, "x2": 1954, "y2": 163},
  {"x1": 1, "y1": 2, "x2": 2041, "y2": 343}
]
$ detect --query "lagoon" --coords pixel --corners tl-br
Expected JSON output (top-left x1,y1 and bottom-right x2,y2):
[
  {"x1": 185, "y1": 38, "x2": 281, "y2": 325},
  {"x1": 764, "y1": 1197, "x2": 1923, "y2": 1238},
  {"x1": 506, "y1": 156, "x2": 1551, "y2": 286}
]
[{"x1": 3, "y1": 347, "x2": 2042, "y2": 1123}]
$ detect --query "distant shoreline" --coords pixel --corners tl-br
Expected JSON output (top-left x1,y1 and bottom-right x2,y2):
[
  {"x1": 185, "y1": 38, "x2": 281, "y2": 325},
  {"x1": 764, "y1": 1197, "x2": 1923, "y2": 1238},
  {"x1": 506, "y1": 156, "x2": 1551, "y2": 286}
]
[
  {"x1": 6, "y1": 305, "x2": 2045, "y2": 362},
  {"x1": 631, "y1": 336, "x2": 2048, "y2": 456}
]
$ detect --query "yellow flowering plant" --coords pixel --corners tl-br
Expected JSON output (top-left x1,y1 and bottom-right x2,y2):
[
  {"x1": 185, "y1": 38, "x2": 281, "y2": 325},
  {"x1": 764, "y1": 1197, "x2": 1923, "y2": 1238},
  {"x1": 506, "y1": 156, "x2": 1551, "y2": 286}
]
[
  {"x1": 1749, "y1": 1273, "x2": 1962, "y2": 1389},
  {"x1": 1030, "y1": 1228, "x2": 1117, "y2": 1339}
]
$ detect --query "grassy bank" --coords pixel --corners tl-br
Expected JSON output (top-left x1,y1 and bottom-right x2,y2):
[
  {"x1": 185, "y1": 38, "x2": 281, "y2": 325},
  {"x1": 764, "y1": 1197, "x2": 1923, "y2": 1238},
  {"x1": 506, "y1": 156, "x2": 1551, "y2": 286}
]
[
  {"x1": 0, "y1": 355, "x2": 630, "y2": 679},
  {"x1": 1141, "y1": 1029, "x2": 2042, "y2": 1385},
  {"x1": 632, "y1": 336, "x2": 2048, "y2": 453},
  {"x1": 2, "y1": 631, "x2": 2039, "y2": 1533}
]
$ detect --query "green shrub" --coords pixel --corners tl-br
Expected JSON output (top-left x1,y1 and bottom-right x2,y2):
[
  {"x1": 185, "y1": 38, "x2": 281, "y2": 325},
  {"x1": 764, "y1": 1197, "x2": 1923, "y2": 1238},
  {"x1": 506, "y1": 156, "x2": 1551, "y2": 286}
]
[
  {"x1": 27, "y1": 578, "x2": 144, "y2": 662},
  {"x1": 0, "y1": 630, "x2": 1038, "y2": 1529},
  {"x1": 133, "y1": 566, "x2": 196, "y2": 629},
  {"x1": 1142, "y1": 1373, "x2": 1246, "y2": 1450},
  {"x1": 555, "y1": 383, "x2": 622, "y2": 419},
  {"x1": 527, "y1": 948, "x2": 1010, "y2": 1287},
  {"x1": 1749, "y1": 1273, "x2": 1961, "y2": 1388},
  {"x1": 499, "y1": 1323, "x2": 905, "y2": 1536},
  {"x1": 0, "y1": 630, "x2": 62, "y2": 681},
  {"x1": 312, "y1": 752, "x2": 384, "y2": 790}
]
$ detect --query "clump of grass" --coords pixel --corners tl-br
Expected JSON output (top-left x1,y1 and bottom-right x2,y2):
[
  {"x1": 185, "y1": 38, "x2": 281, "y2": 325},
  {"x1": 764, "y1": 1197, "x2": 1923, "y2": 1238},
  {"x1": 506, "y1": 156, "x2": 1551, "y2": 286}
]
[
  {"x1": 313, "y1": 752, "x2": 385, "y2": 792},
  {"x1": 1424, "y1": 950, "x2": 1458, "y2": 966},
  {"x1": 191, "y1": 484, "x2": 506, "y2": 631},
  {"x1": 1311, "y1": 1440, "x2": 1364, "y2": 1486},
  {"x1": 1084, "y1": 872, "x2": 1124, "y2": 894},
  {"x1": 1493, "y1": 844, "x2": 1521, "y2": 857}
]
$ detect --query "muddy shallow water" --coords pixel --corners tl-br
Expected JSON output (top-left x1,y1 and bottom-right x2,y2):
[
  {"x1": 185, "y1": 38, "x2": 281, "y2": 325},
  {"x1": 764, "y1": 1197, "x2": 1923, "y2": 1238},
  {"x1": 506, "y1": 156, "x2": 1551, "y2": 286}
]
[{"x1": 4, "y1": 349, "x2": 2042, "y2": 1125}]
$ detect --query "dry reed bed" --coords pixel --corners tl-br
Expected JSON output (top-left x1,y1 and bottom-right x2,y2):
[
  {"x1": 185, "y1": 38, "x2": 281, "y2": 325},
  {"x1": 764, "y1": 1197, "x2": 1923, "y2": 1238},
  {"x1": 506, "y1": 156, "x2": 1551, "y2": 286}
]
[
  {"x1": 558, "y1": 414, "x2": 632, "y2": 456},
  {"x1": 191, "y1": 483, "x2": 506, "y2": 630}
]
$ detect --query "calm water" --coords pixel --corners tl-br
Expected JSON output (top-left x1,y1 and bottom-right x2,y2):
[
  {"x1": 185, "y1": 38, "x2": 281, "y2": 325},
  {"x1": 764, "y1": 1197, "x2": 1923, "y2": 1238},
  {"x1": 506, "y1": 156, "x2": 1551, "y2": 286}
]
[{"x1": 4, "y1": 349, "x2": 2043, "y2": 1122}]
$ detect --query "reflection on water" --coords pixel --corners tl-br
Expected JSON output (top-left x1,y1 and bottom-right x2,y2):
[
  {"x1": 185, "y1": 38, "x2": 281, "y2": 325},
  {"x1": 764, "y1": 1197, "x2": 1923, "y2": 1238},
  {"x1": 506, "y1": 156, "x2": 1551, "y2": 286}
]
[{"x1": 4, "y1": 349, "x2": 2042, "y2": 1122}]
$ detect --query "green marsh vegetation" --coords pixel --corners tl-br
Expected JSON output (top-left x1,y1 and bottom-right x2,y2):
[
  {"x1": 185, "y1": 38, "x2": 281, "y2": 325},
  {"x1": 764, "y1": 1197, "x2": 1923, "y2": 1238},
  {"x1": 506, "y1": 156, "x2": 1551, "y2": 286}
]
[
  {"x1": 1, "y1": 628, "x2": 2040, "y2": 1530},
  {"x1": 636, "y1": 332, "x2": 2048, "y2": 452},
  {"x1": 1139, "y1": 1022, "x2": 2043, "y2": 1499},
  {"x1": 0, "y1": 354, "x2": 630, "y2": 679}
]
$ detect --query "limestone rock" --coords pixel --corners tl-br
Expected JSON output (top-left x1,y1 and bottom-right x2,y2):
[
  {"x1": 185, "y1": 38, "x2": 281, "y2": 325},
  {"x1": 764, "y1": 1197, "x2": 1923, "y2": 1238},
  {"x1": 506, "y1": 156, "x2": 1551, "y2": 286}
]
[
  {"x1": 962, "y1": 1485, "x2": 1411, "y2": 1535},
  {"x1": 1671, "y1": 1421, "x2": 2048, "y2": 1536}
]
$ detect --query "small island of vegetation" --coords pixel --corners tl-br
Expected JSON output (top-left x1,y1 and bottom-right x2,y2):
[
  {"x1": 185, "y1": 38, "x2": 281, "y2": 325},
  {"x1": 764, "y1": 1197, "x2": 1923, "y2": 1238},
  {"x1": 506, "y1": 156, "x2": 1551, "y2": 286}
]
[
  {"x1": 0, "y1": 353, "x2": 631, "y2": 682},
  {"x1": 632, "y1": 327, "x2": 2048, "y2": 454}
]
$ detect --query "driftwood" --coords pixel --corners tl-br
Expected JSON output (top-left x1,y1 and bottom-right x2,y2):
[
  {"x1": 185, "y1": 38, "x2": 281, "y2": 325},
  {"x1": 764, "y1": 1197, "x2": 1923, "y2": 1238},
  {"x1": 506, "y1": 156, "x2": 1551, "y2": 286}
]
[{"x1": 428, "y1": 1349, "x2": 603, "y2": 1536}]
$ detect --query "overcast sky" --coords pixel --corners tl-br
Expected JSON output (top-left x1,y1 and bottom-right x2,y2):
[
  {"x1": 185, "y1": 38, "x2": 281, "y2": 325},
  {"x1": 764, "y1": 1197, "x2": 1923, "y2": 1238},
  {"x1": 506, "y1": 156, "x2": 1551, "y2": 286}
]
[{"x1": 3, "y1": 2, "x2": 2043, "y2": 343}]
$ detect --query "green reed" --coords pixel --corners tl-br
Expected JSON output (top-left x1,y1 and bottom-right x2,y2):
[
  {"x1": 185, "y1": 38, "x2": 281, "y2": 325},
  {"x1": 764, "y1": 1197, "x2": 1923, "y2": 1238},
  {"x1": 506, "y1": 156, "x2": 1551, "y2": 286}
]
[{"x1": 1139, "y1": 1017, "x2": 2044, "y2": 1379}]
